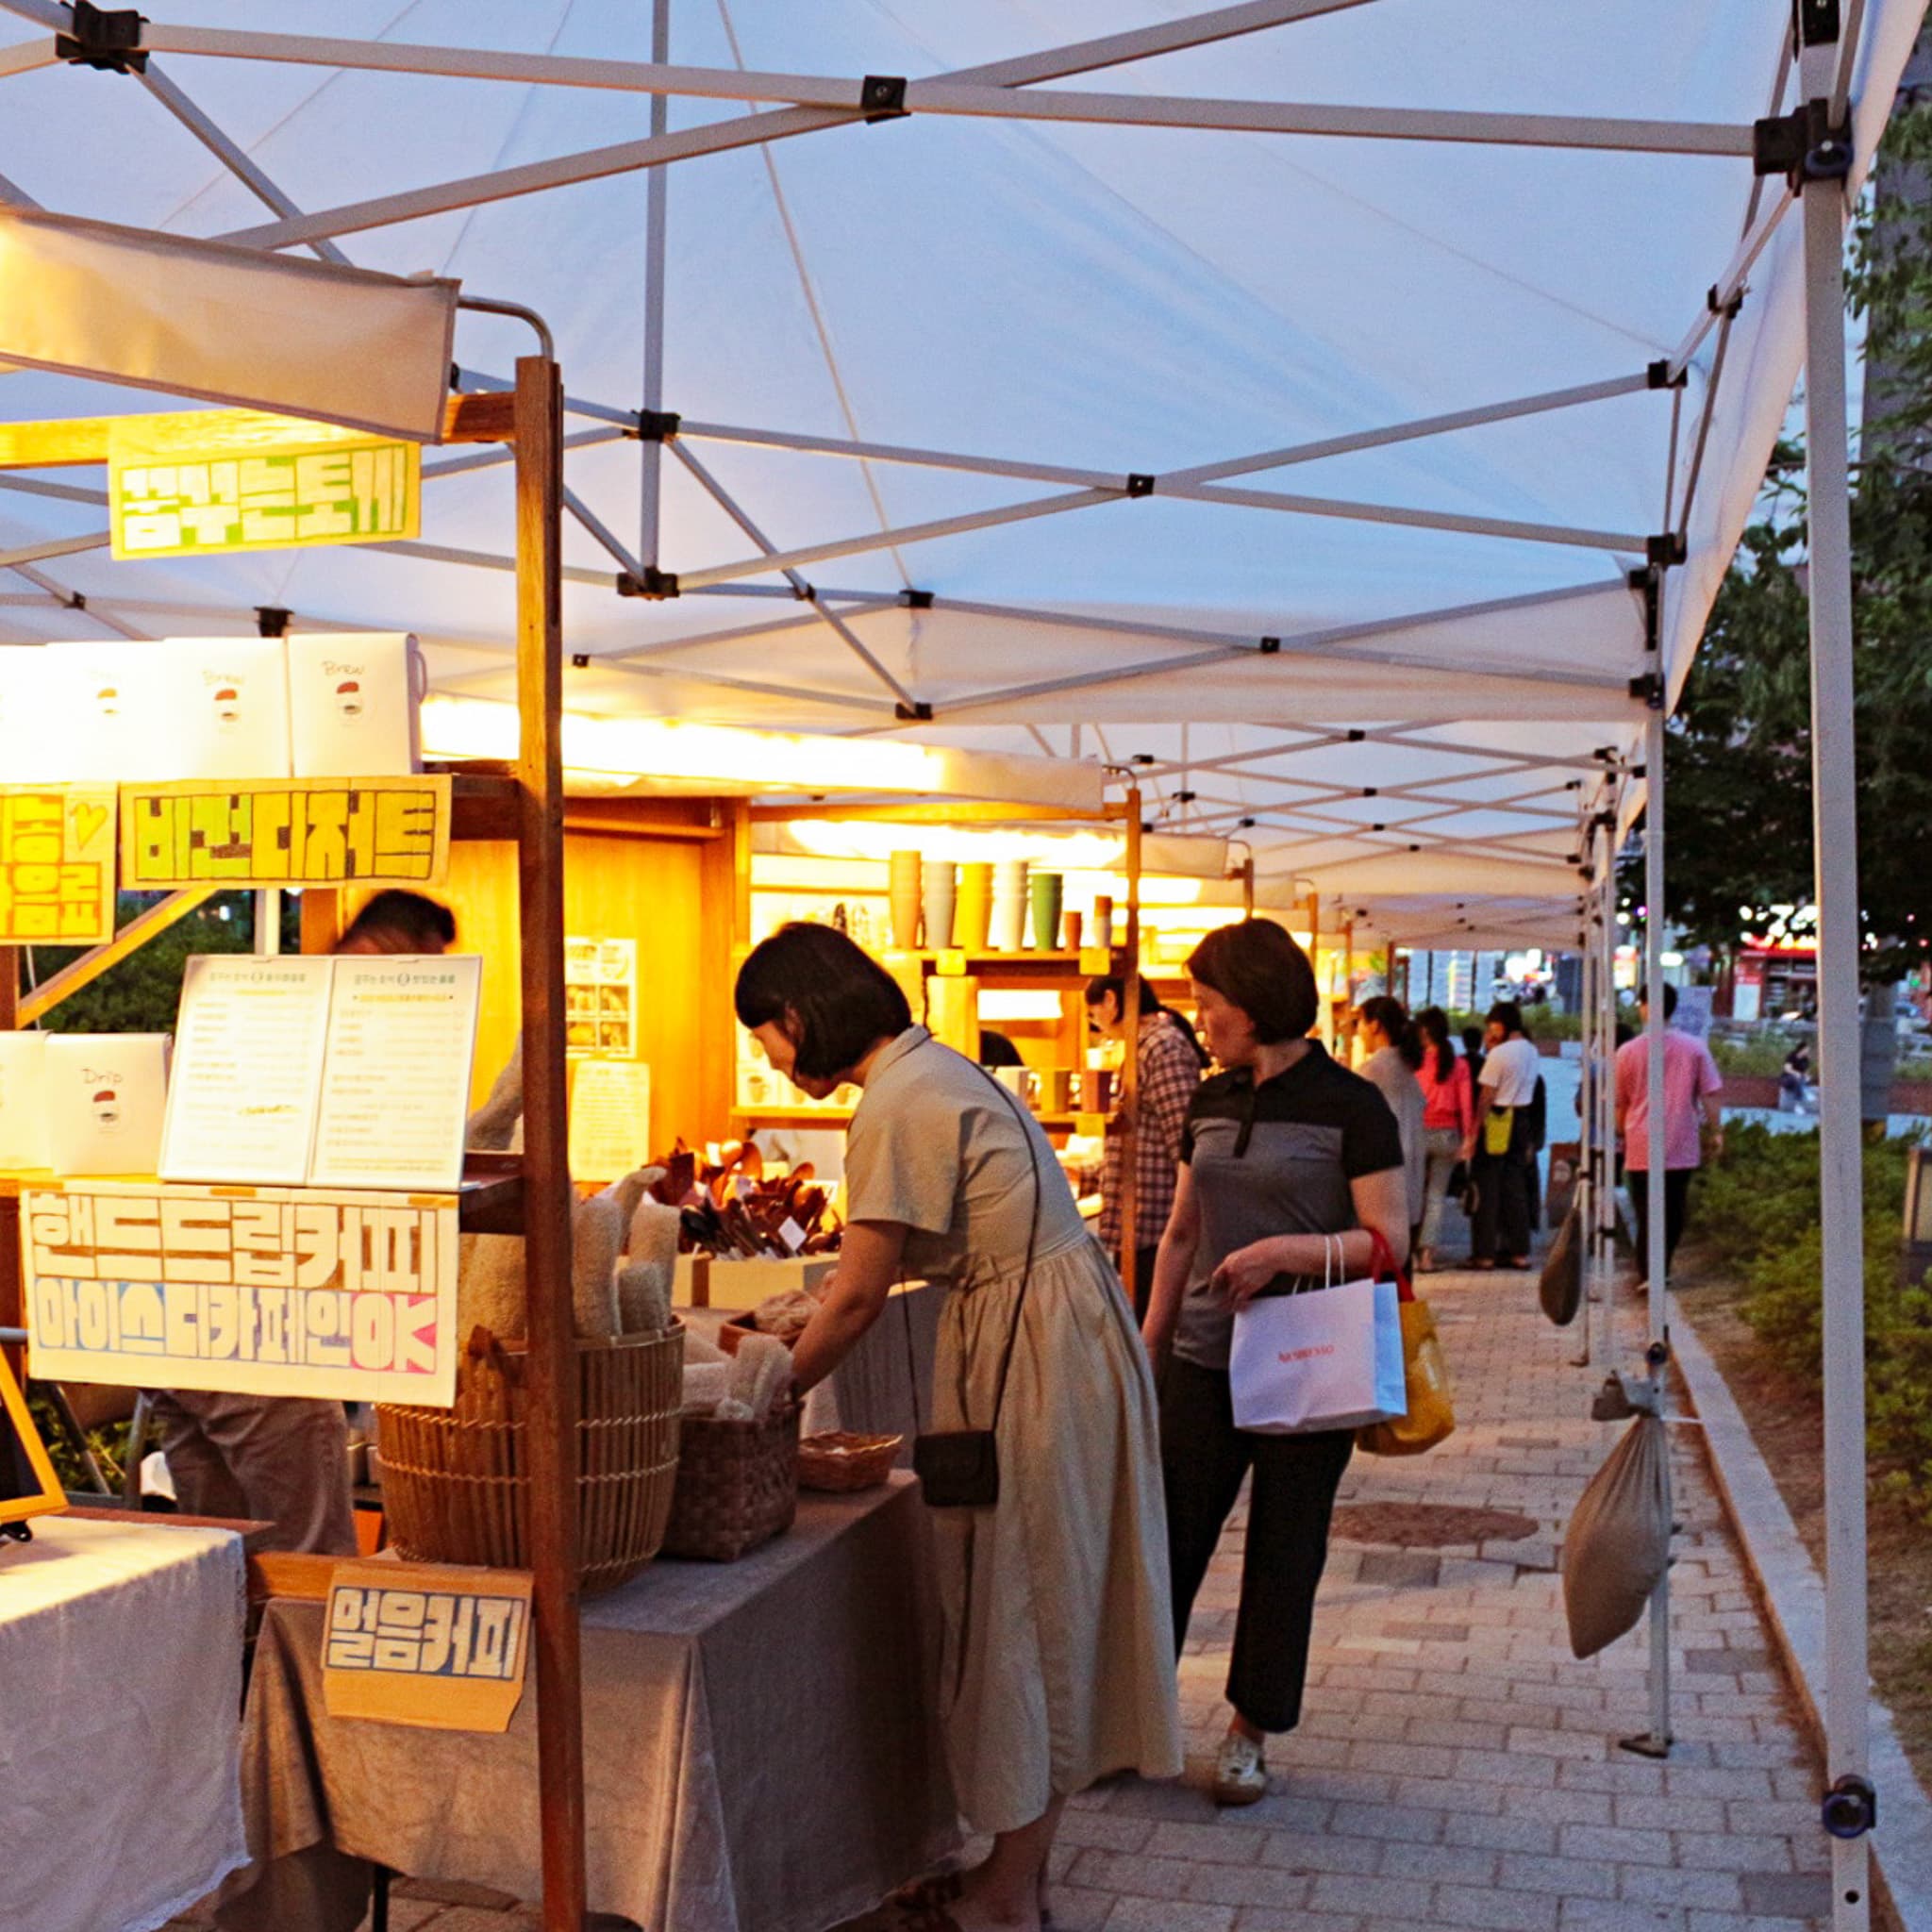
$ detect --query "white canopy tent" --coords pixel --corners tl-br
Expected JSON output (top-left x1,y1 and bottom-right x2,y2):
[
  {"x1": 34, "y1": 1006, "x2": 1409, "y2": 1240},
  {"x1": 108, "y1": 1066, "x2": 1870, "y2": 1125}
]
[{"x1": 0, "y1": 2, "x2": 1922, "y2": 1924}]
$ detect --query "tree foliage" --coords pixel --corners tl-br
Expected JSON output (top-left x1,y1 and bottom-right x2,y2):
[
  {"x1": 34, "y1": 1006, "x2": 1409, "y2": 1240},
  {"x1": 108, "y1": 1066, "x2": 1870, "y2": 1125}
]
[{"x1": 1657, "y1": 100, "x2": 1932, "y2": 983}]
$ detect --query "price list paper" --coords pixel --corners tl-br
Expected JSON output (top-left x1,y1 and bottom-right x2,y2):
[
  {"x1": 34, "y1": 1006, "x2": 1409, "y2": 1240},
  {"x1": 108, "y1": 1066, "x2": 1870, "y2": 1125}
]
[{"x1": 309, "y1": 954, "x2": 481, "y2": 1192}]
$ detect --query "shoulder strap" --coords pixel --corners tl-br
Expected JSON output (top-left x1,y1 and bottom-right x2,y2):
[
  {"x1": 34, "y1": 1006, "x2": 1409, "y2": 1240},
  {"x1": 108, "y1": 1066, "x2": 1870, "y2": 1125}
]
[{"x1": 965, "y1": 1058, "x2": 1043, "y2": 1432}]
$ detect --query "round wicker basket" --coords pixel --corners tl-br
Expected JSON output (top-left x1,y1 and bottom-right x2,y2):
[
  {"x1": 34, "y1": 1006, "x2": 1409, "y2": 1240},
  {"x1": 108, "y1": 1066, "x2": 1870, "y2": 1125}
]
[{"x1": 376, "y1": 1324, "x2": 684, "y2": 1594}]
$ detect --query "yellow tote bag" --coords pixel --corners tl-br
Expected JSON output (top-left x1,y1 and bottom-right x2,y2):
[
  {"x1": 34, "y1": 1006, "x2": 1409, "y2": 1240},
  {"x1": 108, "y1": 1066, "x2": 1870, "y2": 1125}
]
[
  {"x1": 1483, "y1": 1104, "x2": 1515, "y2": 1157},
  {"x1": 1357, "y1": 1297, "x2": 1457, "y2": 1457}
]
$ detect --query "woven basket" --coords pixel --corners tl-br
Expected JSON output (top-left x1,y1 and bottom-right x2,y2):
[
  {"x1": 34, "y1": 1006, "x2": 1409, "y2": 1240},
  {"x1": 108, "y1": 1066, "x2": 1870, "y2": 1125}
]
[
  {"x1": 376, "y1": 1324, "x2": 685, "y2": 1594},
  {"x1": 661, "y1": 1399, "x2": 799, "y2": 1561},
  {"x1": 798, "y1": 1431, "x2": 903, "y2": 1493}
]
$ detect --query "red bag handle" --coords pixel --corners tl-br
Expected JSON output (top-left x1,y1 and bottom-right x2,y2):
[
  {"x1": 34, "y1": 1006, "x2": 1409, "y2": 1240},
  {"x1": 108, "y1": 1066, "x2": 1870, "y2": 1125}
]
[{"x1": 1368, "y1": 1229, "x2": 1414, "y2": 1304}]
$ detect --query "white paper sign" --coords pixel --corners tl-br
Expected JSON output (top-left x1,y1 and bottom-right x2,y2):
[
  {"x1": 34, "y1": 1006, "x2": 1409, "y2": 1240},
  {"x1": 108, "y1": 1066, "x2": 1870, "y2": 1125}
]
[
  {"x1": 287, "y1": 631, "x2": 423, "y2": 777},
  {"x1": 567, "y1": 1059, "x2": 652, "y2": 1184},
  {"x1": 309, "y1": 954, "x2": 481, "y2": 1191},
  {"x1": 0, "y1": 1032, "x2": 48, "y2": 1171},
  {"x1": 160, "y1": 956, "x2": 333, "y2": 1185},
  {"x1": 23, "y1": 1180, "x2": 458, "y2": 1404}
]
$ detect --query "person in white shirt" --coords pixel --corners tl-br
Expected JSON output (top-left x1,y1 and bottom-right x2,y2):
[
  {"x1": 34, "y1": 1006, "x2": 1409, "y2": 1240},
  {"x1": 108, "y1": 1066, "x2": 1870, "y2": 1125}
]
[{"x1": 1459, "y1": 1000, "x2": 1541, "y2": 1270}]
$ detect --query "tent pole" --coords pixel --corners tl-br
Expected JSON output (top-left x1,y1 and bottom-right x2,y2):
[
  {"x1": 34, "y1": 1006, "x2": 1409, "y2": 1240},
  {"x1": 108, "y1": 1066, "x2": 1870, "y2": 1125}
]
[
  {"x1": 514, "y1": 353, "x2": 589, "y2": 1932},
  {"x1": 1628, "y1": 703, "x2": 1673, "y2": 1759},
  {"x1": 640, "y1": 0, "x2": 670, "y2": 570},
  {"x1": 1799, "y1": 21, "x2": 1874, "y2": 1921},
  {"x1": 1118, "y1": 787, "x2": 1143, "y2": 1280},
  {"x1": 1574, "y1": 896, "x2": 1596, "y2": 1370}
]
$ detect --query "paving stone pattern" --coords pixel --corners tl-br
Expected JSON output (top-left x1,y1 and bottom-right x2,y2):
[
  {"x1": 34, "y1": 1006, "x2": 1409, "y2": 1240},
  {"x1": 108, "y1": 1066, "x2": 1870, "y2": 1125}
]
[{"x1": 172, "y1": 1266, "x2": 1836, "y2": 1932}]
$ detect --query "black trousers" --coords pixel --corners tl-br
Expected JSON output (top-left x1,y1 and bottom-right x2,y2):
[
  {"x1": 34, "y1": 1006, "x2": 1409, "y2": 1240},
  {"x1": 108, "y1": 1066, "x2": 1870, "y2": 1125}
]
[
  {"x1": 1127, "y1": 1244, "x2": 1160, "y2": 1324},
  {"x1": 1159, "y1": 1354, "x2": 1355, "y2": 1734},
  {"x1": 1627, "y1": 1168, "x2": 1693, "y2": 1274},
  {"x1": 1471, "y1": 1147, "x2": 1533, "y2": 1261}
]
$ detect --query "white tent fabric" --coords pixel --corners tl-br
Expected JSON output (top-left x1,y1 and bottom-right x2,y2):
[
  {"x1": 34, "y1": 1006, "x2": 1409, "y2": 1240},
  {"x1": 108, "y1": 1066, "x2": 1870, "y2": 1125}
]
[{"x1": 0, "y1": 0, "x2": 1923, "y2": 951}]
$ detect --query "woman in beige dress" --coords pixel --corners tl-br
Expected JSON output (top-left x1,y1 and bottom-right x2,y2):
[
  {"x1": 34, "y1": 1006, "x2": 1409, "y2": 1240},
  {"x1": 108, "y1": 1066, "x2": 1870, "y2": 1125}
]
[{"x1": 737, "y1": 924, "x2": 1182, "y2": 1932}]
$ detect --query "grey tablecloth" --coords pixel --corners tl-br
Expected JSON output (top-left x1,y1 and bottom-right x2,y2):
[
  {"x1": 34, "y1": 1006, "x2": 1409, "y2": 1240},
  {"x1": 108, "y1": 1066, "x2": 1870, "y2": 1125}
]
[{"x1": 219, "y1": 1476, "x2": 958, "y2": 1932}]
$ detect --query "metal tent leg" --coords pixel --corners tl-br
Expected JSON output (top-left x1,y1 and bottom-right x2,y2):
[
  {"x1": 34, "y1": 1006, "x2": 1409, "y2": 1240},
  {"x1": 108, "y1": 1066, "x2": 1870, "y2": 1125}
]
[{"x1": 1800, "y1": 19, "x2": 1875, "y2": 1924}]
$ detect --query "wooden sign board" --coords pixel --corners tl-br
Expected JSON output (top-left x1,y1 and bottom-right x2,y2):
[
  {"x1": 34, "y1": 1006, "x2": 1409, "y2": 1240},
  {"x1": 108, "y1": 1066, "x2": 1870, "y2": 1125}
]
[
  {"x1": 22, "y1": 1181, "x2": 458, "y2": 1406},
  {"x1": 0, "y1": 784, "x2": 116, "y2": 943},
  {"x1": 323, "y1": 1559, "x2": 531, "y2": 1731},
  {"x1": 121, "y1": 774, "x2": 450, "y2": 888},
  {"x1": 108, "y1": 411, "x2": 420, "y2": 561}
]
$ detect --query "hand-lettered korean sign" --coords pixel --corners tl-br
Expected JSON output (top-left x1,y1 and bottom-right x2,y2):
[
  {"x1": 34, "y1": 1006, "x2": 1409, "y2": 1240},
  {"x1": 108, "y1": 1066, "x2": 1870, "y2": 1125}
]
[
  {"x1": 120, "y1": 775, "x2": 451, "y2": 889},
  {"x1": 108, "y1": 410, "x2": 420, "y2": 560},
  {"x1": 324, "y1": 1561, "x2": 532, "y2": 1731},
  {"x1": 0, "y1": 785, "x2": 115, "y2": 942},
  {"x1": 22, "y1": 1181, "x2": 458, "y2": 1405}
]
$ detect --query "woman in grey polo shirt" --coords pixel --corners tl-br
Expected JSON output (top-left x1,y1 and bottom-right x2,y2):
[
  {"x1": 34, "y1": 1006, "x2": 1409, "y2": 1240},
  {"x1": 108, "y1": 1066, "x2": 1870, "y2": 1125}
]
[{"x1": 1143, "y1": 920, "x2": 1409, "y2": 1807}]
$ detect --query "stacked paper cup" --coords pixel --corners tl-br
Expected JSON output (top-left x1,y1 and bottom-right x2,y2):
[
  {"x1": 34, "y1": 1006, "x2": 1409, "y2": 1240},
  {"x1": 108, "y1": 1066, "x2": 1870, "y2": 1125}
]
[
  {"x1": 991, "y1": 858, "x2": 1030, "y2": 952},
  {"x1": 956, "y1": 862, "x2": 994, "y2": 952},
  {"x1": 889, "y1": 849, "x2": 924, "y2": 949},
  {"x1": 922, "y1": 859, "x2": 957, "y2": 951}
]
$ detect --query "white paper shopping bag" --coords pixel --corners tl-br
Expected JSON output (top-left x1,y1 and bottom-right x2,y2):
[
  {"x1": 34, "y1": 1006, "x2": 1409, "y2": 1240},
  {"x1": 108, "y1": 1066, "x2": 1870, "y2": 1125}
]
[
  {"x1": 0, "y1": 1031, "x2": 48, "y2": 1171},
  {"x1": 45, "y1": 639, "x2": 170, "y2": 781},
  {"x1": 286, "y1": 630, "x2": 425, "y2": 776},
  {"x1": 44, "y1": 1033, "x2": 171, "y2": 1176},
  {"x1": 165, "y1": 636, "x2": 292, "y2": 779},
  {"x1": 1229, "y1": 1274, "x2": 1407, "y2": 1435}
]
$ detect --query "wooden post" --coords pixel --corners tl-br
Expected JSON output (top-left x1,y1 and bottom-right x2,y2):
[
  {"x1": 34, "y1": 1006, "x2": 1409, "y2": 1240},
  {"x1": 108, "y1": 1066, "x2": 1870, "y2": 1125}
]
[
  {"x1": 1241, "y1": 857, "x2": 1255, "y2": 918},
  {"x1": 513, "y1": 354, "x2": 588, "y2": 1932},
  {"x1": 1117, "y1": 789, "x2": 1143, "y2": 1276},
  {"x1": 1306, "y1": 891, "x2": 1322, "y2": 1044}
]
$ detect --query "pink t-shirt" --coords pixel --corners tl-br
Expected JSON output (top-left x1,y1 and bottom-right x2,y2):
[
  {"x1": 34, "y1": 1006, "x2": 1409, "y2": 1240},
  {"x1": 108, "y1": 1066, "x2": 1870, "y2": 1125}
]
[
  {"x1": 1615, "y1": 1029, "x2": 1723, "y2": 1171},
  {"x1": 1416, "y1": 1053, "x2": 1473, "y2": 1134}
]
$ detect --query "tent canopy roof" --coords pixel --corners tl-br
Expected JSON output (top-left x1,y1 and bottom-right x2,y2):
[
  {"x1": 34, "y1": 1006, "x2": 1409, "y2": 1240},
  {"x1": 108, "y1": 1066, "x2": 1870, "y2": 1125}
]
[{"x1": 0, "y1": 0, "x2": 1924, "y2": 945}]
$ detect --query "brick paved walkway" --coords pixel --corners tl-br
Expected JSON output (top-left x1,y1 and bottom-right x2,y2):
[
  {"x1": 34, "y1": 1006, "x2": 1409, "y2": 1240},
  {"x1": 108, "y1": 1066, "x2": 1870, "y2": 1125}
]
[{"x1": 174, "y1": 1263, "x2": 1836, "y2": 1932}]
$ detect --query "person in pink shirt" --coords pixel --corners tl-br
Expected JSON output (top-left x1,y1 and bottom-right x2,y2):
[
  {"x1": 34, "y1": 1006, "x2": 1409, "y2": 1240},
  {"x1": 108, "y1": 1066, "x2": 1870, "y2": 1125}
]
[
  {"x1": 1614, "y1": 983, "x2": 1724, "y2": 1282},
  {"x1": 1413, "y1": 1007, "x2": 1474, "y2": 1273}
]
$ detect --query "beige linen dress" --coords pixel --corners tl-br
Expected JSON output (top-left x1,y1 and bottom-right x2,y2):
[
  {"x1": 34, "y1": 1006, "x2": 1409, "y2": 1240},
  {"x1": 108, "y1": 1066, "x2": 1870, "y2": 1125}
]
[{"x1": 843, "y1": 1027, "x2": 1183, "y2": 1833}]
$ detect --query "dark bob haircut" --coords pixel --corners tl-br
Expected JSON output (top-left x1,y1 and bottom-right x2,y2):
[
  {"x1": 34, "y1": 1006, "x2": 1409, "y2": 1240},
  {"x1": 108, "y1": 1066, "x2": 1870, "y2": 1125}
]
[
  {"x1": 1488, "y1": 999, "x2": 1525, "y2": 1037},
  {"x1": 1186, "y1": 919, "x2": 1319, "y2": 1044},
  {"x1": 734, "y1": 922, "x2": 912, "y2": 1082}
]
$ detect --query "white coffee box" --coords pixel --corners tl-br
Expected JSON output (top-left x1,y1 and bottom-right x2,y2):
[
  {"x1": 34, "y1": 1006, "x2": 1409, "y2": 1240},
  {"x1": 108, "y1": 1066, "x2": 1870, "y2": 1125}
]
[
  {"x1": 286, "y1": 631, "x2": 424, "y2": 775},
  {"x1": 165, "y1": 637, "x2": 292, "y2": 779},
  {"x1": 44, "y1": 1033, "x2": 171, "y2": 1176},
  {"x1": 0, "y1": 645, "x2": 58, "y2": 784},
  {"x1": 44, "y1": 640, "x2": 171, "y2": 782},
  {"x1": 0, "y1": 1032, "x2": 48, "y2": 1171}
]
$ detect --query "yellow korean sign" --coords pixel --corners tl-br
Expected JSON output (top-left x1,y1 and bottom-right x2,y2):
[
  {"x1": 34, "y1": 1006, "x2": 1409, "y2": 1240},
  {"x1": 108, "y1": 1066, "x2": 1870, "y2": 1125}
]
[
  {"x1": 324, "y1": 1561, "x2": 532, "y2": 1732},
  {"x1": 22, "y1": 1180, "x2": 458, "y2": 1405},
  {"x1": 121, "y1": 774, "x2": 451, "y2": 889},
  {"x1": 0, "y1": 784, "x2": 116, "y2": 943},
  {"x1": 107, "y1": 408, "x2": 420, "y2": 560}
]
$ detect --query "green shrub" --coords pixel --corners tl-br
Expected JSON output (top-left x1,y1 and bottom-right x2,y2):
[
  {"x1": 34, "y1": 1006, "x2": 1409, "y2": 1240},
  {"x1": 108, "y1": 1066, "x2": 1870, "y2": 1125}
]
[{"x1": 1690, "y1": 1124, "x2": 1932, "y2": 1512}]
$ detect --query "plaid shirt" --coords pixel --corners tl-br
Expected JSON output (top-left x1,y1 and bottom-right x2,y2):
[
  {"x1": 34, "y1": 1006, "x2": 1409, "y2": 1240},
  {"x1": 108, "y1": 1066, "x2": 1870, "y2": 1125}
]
[{"x1": 1100, "y1": 1010, "x2": 1202, "y2": 1253}]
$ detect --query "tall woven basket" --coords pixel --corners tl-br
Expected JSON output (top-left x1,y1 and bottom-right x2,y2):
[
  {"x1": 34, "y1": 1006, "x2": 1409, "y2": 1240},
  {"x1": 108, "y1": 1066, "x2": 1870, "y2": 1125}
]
[{"x1": 377, "y1": 1324, "x2": 685, "y2": 1594}]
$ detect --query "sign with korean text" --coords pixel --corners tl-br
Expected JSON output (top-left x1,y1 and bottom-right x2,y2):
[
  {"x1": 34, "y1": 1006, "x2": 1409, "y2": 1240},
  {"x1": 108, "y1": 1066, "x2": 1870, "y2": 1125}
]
[
  {"x1": 121, "y1": 775, "x2": 451, "y2": 889},
  {"x1": 22, "y1": 1181, "x2": 458, "y2": 1405},
  {"x1": 108, "y1": 410, "x2": 420, "y2": 560},
  {"x1": 0, "y1": 785, "x2": 115, "y2": 943},
  {"x1": 323, "y1": 1561, "x2": 531, "y2": 1731}
]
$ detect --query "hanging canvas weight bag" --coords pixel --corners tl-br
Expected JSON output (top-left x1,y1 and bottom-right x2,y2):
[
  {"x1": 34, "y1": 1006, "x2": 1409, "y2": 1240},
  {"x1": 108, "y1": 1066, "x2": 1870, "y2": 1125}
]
[
  {"x1": 1228, "y1": 1232, "x2": 1407, "y2": 1435},
  {"x1": 1357, "y1": 1231, "x2": 1457, "y2": 1457},
  {"x1": 908, "y1": 1054, "x2": 1041, "y2": 1507}
]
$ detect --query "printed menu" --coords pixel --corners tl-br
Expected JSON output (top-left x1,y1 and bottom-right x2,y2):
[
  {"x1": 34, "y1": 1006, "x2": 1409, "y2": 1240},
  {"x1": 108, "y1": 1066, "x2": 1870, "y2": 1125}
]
[
  {"x1": 310, "y1": 955, "x2": 481, "y2": 1191},
  {"x1": 159, "y1": 953, "x2": 479, "y2": 1191}
]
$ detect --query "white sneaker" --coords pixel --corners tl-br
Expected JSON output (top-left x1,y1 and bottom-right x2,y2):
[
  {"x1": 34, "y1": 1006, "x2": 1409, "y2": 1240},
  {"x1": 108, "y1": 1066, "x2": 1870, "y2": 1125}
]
[{"x1": 1212, "y1": 1728, "x2": 1268, "y2": 1807}]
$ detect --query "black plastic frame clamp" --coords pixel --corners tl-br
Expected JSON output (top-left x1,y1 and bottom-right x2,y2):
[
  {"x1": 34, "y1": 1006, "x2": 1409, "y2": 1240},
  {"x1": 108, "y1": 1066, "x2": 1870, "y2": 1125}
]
[
  {"x1": 1646, "y1": 533, "x2": 1688, "y2": 568},
  {"x1": 616, "y1": 567, "x2": 680, "y2": 599},
  {"x1": 254, "y1": 607, "x2": 292, "y2": 639},
  {"x1": 1257, "y1": 636, "x2": 1281, "y2": 655},
  {"x1": 893, "y1": 700, "x2": 934, "y2": 722},
  {"x1": 1629, "y1": 672, "x2": 1667, "y2": 710},
  {"x1": 1822, "y1": 1774, "x2": 1877, "y2": 1840},
  {"x1": 1753, "y1": 98, "x2": 1854, "y2": 188},
  {"x1": 860, "y1": 75, "x2": 908, "y2": 122},
  {"x1": 1124, "y1": 474, "x2": 1157, "y2": 498},
  {"x1": 900, "y1": 589, "x2": 935, "y2": 609},
  {"x1": 1707, "y1": 281, "x2": 1746, "y2": 322},
  {"x1": 1646, "y1": 359, "x2": 1689, "y2": 391},
  {"x1": 58, "y1": 2, "x2": 147, "y2": 72},
  {"x1": 629, "y1": 409, "x2": 681, "y2": 442}
]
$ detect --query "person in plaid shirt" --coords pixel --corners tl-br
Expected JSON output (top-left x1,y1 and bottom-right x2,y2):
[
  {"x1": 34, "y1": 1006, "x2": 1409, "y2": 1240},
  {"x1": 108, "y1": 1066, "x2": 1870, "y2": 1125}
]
[{"x1": 1087, "y1": 975, "x2": 1208, "y2": 1317}]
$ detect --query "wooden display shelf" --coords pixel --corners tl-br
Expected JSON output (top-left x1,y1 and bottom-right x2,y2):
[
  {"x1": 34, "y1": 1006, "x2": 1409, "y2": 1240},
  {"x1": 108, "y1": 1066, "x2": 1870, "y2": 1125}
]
[
  {"x1": 732, "y1": 1106, "x2": 1094, "y2": 1134},
  {"x1": 459, "y1": 1153, "x2": 526, "y2": 1235}
]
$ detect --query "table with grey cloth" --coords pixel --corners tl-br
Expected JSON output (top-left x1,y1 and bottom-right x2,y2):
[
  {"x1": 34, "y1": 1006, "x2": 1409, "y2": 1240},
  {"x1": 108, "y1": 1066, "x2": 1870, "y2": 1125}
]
[{"x1": 217, "y1": 1475, "x2": 958, "y2": 1932}]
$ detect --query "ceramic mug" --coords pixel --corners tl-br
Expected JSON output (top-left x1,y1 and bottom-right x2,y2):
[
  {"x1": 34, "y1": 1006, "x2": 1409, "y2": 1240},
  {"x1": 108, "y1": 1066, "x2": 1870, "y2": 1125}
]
[{"x1": 889, "y1": 849, "x2": 924, "y2": 950}]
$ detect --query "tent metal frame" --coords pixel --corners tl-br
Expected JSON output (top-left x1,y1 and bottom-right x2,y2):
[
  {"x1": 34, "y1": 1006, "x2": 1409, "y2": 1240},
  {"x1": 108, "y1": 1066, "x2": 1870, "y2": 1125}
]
[{"x1": 0, "y1": 5, "x2": 1901, "y2": 1921}]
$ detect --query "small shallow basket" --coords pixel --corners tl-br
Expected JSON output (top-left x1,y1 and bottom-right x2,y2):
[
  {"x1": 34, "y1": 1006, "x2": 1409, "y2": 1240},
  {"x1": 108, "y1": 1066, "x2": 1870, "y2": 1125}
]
[
  {"x1": 377, "y1": 1324, "x2": 684, "y2": 1594},
  {"x1": 797, "y1": 1431, "x2": 903, "y2": 1493}
]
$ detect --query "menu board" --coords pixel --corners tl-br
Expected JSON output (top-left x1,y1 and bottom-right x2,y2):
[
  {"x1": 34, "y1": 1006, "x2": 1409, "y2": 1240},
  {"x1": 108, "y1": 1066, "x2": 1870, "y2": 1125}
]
[
  {"x1": 311, "y1": 956, "x2": 482, "y2": 1191},
  {"x1": 161, "y1": 957, "x2": 333, "y2": 1185},
  {"x1": 159, "y1": 953, "x2": 479, "y2": 1192}
]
